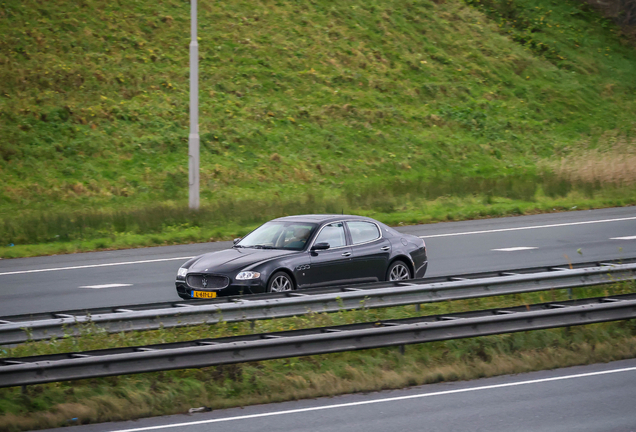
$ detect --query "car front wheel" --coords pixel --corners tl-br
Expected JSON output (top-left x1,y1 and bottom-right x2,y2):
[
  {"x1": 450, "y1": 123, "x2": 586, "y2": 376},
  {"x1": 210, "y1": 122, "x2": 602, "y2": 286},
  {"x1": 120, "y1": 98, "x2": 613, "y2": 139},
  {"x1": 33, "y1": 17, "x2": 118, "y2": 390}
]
[
  {"x1": 387, "y1": 260, "x2": 412, "y2": 281},
  {"x1": 267, "y1": 271, "x2": 295, "y2": 293}
]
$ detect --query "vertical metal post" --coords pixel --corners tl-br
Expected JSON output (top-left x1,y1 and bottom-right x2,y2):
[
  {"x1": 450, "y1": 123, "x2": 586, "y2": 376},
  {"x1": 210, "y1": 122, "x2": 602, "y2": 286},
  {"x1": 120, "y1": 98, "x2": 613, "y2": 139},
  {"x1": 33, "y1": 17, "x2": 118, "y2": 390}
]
[{"x1": 189, "y1": 0, "x2": 200, "y2": 210}]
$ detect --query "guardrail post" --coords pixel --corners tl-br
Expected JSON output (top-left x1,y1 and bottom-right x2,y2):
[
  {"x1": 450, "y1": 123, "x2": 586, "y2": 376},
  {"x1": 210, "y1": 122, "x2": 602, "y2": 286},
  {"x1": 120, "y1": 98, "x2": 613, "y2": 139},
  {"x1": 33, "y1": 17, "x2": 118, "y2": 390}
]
[{"x1": 399, "y1": 345, "x2": 405, "y2": 355}]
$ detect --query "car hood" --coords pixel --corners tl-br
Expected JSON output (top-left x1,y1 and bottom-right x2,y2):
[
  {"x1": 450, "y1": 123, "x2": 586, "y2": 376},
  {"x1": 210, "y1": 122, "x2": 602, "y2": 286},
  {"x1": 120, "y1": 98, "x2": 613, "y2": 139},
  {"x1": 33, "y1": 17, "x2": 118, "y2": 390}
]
[{"x1": 188, "y1": 248, "x2": 298, "y2": 274}]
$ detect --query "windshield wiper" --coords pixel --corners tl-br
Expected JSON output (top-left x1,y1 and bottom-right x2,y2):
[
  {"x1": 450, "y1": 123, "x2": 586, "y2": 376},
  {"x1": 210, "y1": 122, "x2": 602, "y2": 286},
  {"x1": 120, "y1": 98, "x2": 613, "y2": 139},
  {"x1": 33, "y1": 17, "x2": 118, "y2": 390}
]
[{"x1": 251, "y1": 245, "x2": 278, "y2": 249}]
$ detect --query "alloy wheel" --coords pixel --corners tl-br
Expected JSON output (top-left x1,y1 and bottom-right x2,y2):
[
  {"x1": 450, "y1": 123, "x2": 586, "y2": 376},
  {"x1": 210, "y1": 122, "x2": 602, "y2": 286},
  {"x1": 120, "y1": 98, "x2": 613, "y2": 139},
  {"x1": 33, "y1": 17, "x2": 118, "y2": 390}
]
[
  {"x1": 389, "y1": 263, "x2": 410, "y2": 281},
  {"x1": 270, "y1": 275, "x2": 292, "y2": 292}
]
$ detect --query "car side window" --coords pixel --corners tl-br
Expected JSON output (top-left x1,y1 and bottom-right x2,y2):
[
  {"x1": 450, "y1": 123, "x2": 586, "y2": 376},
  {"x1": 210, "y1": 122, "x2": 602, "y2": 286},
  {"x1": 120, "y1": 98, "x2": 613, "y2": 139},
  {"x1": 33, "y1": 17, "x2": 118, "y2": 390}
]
[
  {"x1": 347, "y1": 221, "x2": 380, "y2": 245},
  {"x1": 314, "y1": 222, "x2": 346, "y2": 248},
  {"x1": 281, "y1": 224, "x2": 314, "y2": 250}
]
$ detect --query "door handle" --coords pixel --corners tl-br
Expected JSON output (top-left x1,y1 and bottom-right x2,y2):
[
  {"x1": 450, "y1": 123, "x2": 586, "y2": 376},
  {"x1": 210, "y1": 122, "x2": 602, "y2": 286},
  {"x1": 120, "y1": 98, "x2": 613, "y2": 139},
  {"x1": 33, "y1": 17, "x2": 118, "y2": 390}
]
[
  {"x1": 380, "y1": 246, "x2": 390, "y2": 251},
  {"x1": 341, "y1": 252, "x2": 352, "y2": 257}
]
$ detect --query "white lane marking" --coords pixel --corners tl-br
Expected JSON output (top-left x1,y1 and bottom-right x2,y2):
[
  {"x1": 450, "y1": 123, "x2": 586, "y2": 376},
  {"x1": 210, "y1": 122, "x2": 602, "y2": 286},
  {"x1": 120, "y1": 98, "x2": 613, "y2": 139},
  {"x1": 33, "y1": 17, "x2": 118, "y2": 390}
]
[
  {"x1": 0, "y1": 256, "x2": 193, "y2": 277},
  {"x1": 611, "y1": 236, "x2": 636, "y2": 240},
  {"x1": 492, "y1": 247, "x2": 538, "y2": 252},
  {"x1": 419, "y1": 216, "x2": 636, "y2": 239},
  {"x1": 111, "y1": 366, "x2": 636, "y2": 432},
  {"x1": 79, "y1": 284, "x2": 133, "y2": 289}
]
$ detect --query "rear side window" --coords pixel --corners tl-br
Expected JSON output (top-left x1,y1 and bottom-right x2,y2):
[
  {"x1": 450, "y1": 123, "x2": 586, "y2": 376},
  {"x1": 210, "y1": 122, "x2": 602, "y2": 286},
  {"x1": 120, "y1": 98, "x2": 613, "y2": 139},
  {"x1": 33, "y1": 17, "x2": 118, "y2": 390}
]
[
  {"x1": 347, "y1": 221, "x2": 380, "y2": 244},
  {"x1": 315, "y1": 222, "x2": 347, "y2": 248}
]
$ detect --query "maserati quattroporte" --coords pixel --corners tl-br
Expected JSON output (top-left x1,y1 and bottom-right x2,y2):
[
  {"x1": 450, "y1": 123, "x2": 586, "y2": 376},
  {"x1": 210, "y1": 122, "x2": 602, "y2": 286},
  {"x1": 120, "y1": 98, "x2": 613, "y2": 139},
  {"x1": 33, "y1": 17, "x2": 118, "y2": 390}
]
[{"x1": 175, "y1": 214, "x2": 427, "y2": 299}]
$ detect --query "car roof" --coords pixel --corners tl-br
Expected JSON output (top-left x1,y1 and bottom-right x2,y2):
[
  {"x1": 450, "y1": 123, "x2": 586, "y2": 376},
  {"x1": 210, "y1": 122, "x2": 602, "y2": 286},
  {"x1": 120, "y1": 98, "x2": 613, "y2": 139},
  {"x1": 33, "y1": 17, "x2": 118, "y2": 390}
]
[{"x1": 271, "y1": 214, "x2": 378, "y2": 224}]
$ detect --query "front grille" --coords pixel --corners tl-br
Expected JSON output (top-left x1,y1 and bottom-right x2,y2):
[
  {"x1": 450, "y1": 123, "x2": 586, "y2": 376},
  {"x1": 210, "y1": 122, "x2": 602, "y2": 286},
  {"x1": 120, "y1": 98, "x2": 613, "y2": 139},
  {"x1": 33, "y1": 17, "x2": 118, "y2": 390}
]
[{"x1": 187, "y1": 274, "x2": 230, "y2": 289}]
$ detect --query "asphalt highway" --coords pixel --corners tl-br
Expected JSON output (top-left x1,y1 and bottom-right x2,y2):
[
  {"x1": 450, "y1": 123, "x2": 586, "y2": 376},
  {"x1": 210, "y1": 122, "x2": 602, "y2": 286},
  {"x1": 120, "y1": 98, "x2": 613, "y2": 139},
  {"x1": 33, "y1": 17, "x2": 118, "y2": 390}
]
[
  {"x1": 1, "y1": 206, "x2": 635, "y2": 316},
  {"x1": 39, "y1": 359, "x2": 636, "y2": 432}
]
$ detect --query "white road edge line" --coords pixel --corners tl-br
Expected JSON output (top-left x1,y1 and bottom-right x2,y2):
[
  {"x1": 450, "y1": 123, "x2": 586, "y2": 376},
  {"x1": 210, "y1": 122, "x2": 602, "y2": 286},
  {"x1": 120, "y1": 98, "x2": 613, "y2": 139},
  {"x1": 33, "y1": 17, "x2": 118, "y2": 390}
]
[
  {"x1": 4, "y1": 215, "x2": 635, "y2": 276},
  {"x1": 419, "y1": 216, "x2": 636, "y2": 239},
  {"x1": 0, "y1": 257, "x2": 194, "y2": 277},
  {"x1": 111, "y1": 366, "x2": 636, "y2": 432},
  {"x1": 492, "y1": 247, "x2": 538, "y2": 252},
  {"x1": 79, "y1": 284, "x2": 133, "y2": 289},
  {"x1": 611, "y1": 236, "x2": 636, "y2": 240}
]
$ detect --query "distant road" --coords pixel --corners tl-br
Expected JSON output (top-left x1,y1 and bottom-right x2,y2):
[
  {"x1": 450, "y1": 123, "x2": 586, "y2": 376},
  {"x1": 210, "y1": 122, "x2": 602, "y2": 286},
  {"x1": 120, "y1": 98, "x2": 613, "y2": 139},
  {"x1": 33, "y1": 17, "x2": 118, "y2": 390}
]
[
  {"x1": 0, "y1": 206, "x2": 635, "y2": 316},
  {"x1": 38, "y1": 359, "x2": 636, "y2": 432}
]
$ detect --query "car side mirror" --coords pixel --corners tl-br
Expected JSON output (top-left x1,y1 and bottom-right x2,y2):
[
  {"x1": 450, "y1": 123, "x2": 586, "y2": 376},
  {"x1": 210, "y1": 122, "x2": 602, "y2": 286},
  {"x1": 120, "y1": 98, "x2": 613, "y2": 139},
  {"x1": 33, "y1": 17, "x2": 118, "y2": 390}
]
[
  {"x1": 233, "y1": 238, "x2": 241, "y2": 245},
  {"x1": 311, "y1": 242, "x2": 330, "y2": 251}
]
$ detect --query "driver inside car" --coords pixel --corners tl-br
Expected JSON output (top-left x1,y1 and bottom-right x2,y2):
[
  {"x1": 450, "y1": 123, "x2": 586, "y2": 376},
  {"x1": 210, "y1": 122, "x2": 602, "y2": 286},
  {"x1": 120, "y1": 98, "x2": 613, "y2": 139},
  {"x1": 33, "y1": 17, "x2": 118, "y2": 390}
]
[{"x1": 284, "y1": 227, "x2": 311, "y2": 249}]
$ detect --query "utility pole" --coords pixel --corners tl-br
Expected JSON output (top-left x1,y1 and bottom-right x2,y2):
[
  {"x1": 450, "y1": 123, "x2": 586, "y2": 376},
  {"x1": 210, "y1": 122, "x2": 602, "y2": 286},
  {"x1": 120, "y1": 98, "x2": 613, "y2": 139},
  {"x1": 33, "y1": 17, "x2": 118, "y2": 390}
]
[{"x1": 189, "y1": 0, "x2": 200, "y2": 210}]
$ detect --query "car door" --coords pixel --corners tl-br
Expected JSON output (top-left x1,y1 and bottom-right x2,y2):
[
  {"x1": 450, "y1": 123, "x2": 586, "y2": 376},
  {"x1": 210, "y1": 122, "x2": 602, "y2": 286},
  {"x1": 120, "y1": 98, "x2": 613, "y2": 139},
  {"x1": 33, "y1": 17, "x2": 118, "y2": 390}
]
[
  {"x1": 345, "y1": 220, "x2": 391, "y2": 282},
  {"x1": 307, "y1": 222, "x2": 353, "y2": 287}
]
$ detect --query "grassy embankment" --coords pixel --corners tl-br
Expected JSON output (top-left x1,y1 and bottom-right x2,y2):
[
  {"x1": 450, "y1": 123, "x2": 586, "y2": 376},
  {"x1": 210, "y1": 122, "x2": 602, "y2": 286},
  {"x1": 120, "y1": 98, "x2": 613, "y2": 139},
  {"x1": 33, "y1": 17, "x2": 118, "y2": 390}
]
[
  {"x1": 1, "y1": 0, "x2": 636, "y2": 258},
  {"x1": 0, "y1": 281, "x2": 635, "y2": 431}
]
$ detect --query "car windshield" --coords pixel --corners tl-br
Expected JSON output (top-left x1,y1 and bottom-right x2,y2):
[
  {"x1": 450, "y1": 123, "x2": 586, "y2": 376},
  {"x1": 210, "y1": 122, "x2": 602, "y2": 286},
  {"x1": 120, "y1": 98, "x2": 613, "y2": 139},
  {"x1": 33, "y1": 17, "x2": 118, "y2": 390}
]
[{"x1": 236, "y1": 222, "x2": 317, "y2": 251}]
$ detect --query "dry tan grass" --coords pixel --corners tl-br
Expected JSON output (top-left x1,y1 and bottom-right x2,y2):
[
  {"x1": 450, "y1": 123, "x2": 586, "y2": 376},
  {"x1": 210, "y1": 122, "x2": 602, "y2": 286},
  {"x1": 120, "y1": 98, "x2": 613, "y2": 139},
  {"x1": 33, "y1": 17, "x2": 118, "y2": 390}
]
[{"x1": 544, "y1": 137, "x2": 636, "y2": 186}]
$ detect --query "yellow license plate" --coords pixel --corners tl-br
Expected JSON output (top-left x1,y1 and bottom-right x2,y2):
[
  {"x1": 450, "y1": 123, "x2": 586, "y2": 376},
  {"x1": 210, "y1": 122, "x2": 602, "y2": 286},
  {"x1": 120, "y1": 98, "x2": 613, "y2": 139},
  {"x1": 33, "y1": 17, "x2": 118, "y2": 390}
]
[{"x1": 192, "y1": 291, "x2": 217, "y2": 299}]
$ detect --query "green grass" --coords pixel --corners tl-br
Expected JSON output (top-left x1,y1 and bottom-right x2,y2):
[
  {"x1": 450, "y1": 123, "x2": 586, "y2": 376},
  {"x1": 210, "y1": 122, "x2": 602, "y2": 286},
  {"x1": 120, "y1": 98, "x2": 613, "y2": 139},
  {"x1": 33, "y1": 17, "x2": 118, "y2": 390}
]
[
  {"x1": 1, "y1": 0, "x2": 636, "y2": 255},
  {"x1": 1, "y1": 281, "x2": 634, "y2": 431},
  {"x1": 1, "y1": 185, "x2": 635, "y2": 259},
  {"x1": 2, "y1": 328, "x2": 636, "y2": 432}
]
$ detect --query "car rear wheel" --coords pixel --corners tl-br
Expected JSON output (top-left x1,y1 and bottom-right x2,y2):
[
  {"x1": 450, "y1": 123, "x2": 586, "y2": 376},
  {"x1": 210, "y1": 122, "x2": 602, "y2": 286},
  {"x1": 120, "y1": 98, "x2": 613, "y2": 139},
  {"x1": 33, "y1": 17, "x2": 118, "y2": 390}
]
[
  {"x1": 268, "y1": 271, "x2": 295, "y2": 293},
  {"x1": 387, "y1": 260, "x2": 411, "y2": 281}
]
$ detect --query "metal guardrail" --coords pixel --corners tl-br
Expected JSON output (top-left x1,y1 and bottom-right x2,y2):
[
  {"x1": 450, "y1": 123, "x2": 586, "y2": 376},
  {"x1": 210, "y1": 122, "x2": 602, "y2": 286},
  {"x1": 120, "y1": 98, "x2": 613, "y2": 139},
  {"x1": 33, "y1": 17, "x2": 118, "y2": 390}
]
[
  {"x1": 1, "y1": 259, "x2": 635, "y2": 345},
  {"x1": 6, "y1": 258, "x2": 634, "y2": 323},
  {"x1": 2, "y1": 293, "x2": 636, "y2": 388}
]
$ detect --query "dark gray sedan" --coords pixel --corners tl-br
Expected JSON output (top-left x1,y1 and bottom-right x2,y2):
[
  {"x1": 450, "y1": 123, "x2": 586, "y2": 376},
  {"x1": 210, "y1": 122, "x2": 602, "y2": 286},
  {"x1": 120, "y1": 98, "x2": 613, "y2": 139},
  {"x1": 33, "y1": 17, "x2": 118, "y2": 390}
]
[{"x1": 175, "y1": 214, "x2": 427, "y2": 299}]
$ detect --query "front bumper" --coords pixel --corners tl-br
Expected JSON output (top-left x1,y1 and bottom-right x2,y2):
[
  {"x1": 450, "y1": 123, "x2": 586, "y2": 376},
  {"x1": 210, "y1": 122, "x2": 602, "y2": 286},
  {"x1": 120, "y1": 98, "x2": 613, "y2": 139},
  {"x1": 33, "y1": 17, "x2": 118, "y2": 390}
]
[{"x1": 175, "y1": 279, "x2": 267, "y2": 299}]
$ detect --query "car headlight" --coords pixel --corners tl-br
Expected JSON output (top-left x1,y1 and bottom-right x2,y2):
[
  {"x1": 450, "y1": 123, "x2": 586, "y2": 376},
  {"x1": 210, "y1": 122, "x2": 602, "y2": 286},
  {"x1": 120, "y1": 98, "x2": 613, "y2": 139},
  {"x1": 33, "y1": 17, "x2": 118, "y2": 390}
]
[
  {"x1": 177, "y1": 267, "x2": 188, "y2": 278},
  {"x1": 236, "y1": 271, "x2": 261, "y2": 280}
]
